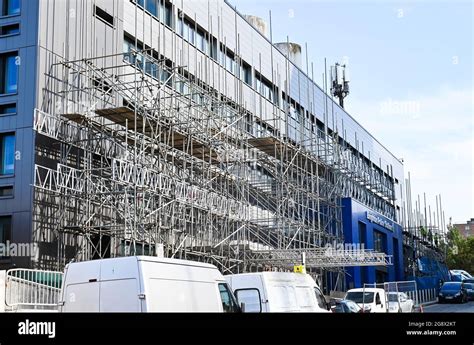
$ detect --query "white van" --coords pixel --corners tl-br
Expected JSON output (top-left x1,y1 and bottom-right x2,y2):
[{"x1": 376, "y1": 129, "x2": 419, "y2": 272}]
[
  {"x1": 59, "y1": 256, "x2": 240, "y2": 312},
  {"x1": 225, "y1": 272, "x2": 330, "y2": 312},
  {"x1": 344, "y1": 288, "x2": 388, "y2": 313}
]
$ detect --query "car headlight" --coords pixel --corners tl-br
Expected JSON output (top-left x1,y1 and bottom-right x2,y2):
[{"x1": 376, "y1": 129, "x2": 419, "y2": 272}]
[
  {"x1": 439, "y1": 293, "x2": 443, "y2": 296},
  {"x1": 454, "y1": 292, "x2": 461, "y2": 296}
]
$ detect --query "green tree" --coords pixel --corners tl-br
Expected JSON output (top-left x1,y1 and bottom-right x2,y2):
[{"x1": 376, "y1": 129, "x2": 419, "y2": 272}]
[
  {"x1": 419, "y1": 226, "x2": 428, "y2": 240},
  {"x1": 446, "y1": 226, "x2": 474, "y2": 274}
]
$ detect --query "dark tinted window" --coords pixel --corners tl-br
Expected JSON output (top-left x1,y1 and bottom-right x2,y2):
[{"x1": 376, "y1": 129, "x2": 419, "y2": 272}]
[
  {"x1": 0, "y1": 185, "x2": 13, "y2": 197},
  {"x1": 94, "y1": 6, "x2": 114, "y2": 27},
  {"x1": 0, "y1": 102, "x2": 16, "y2": 115},
  {"x1": 0, "y1": 23, "x2": 19, "y2": 36},
  {"x1": 0, "y1": 216, "x2": 11, "y2": 257}
]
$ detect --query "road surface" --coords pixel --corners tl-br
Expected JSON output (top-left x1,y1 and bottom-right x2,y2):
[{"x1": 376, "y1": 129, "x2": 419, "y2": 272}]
[{"x1": 423, "y1": 301, "x2": 474, "y2": 312}]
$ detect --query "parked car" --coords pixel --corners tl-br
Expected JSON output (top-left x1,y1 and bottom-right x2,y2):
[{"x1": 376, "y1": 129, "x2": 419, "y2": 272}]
[
  {"x1": 450, "y1": 270, "x2": 472, "y2": 282},
  {"x1": 387, "y1": 292, "x2": 415, "y2": 313},
  {"x1": 225, "y1": 272, "x2": 330, "y2": 312},
  {"x1": 450, "y1": 270, "x2": 473, "y2": 279},
  {"x1": 462, "y1": 282, "x2": 474, "y2": 301},
  {"x1": 59, "y1": 256, "x2": 241, "y2": 312},
  {"x1": 438, "y1": 282, "x2": 468, "y2": 303},
  {"x1": 345, "y1": 288, "x2": 387, "y2": 313},
  {"x1": 330, "y1": 298, "x2": 363, "y2": 313}
]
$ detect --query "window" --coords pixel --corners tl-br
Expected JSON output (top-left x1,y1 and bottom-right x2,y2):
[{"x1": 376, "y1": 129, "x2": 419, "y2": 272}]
[
  {"x1": 131, "y1": 0, "x2": 172, "y2": 27},
  {"x1": 162, "y1": 2, "x2": 172, "y2": 27},
  {"x1": 242, "y1": 63, "x2": 252, "y2": 85},
  {"x1": 225, "y1": 53, "x2": 235, "y2": 74},
  {"x1": 0, "y1": 53, "x2": 17, "y2": 94},
  {"x1": 235, "y1": 289, "x2": 261, "y2": 313},
  {"x1": 177, "y1": 16, "x2": 184, "y2": 36},
  {"x1": 210, "y1": 37, "x2": 218, "y2": 61},
  {"x1": 1, "y1": 0, "x2": 20, "y2": 17},
  {"x1": 145, "y1": 0, "x2": 157, "y2": 16},
  {"x1": 0, "y1": 102, "x2": 16, "y2": 116},
  {"x1": 374, "y1": 230, "x2": 386, "y2": 253},
  {"x1": 94, "y1": 5, "x2": 114, "y2": 27},
  {"x1": 0, "y1": 52, "x2": 18, "y2": 94},
  {"x1": 255, "y1": 73, "x2": 278, "y2": 104},
  {"x1": 187, "y1": 22, "x2": 195, "y2": 45},
  {"x1": 218, "y1": 283, "x2": 240, "y2": 313},
  {"x1": 0, "y1": 23, "x2": 19, "y2": 36},
  {"x1": 178, "y1": 16, "x2": 208, "y2": 53},
  {"x1": 0, "y1": 185, "x2": 12, "y2": 197},
  {"x1": 0, "y1": 216, "x2": 11, "y2": 257},
  {"x1": 0, "y1": 133, "x2": 15, "y2": 175},
  {"x1": 196, "y1": 29, "x2": 206, "y2": 53},
  {"x1": 123, "y1": 36, "x2": 144, "y2": 68},
  {"x1": 314, "y1": 287, "x2": 328, "y2": 310}
]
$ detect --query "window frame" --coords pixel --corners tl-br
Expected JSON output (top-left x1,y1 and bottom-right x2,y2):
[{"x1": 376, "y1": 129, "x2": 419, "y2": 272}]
[
  {"x1": 0, "y1": 132, "x2": 15, "y2": 176},
  {"x1": 314, "y1": 286, "x2": 328, "y2": 310},
  {"x1": 0, "y1": 0, "x2": 20, "y2": 18},
  {"x1": 0, "y1": 215, "x2": 12, "y2": 259},
  {"x1": 131, "y1": 0, "x2": 173, "y2": 28},
  {"x1": 0, "y1": 184, "x2": 13, "y2": 198},
  {"x1": 234, "y1": 288, "x2": 262, "y2": 313},
  {"x1": 0, "y1": 22, "x2": 20, "y2": 37},
  {"x1": 218, "y1": 283, "x2": 241, "y2": 313},
  {"x1": 0, "y1": 102, "x2": 17, "y2": 117},
  {"x1": 0, "y1": 51, "x2": 19, "y2": 95},
  {"x1": 94, "y1": 5, "x2": 115, "y2": 28}
]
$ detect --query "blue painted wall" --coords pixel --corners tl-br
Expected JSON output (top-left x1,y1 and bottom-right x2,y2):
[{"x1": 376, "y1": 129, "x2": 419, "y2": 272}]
[{"x1": 342, "y1": 197, "x2": 404, "y2": 289}]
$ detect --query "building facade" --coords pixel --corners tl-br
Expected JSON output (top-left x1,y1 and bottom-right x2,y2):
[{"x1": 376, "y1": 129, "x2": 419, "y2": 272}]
[
  {"x1": 0, "y1": 0, "x2": 405, "y2": 291},
  {"x1": 342, "y1": 197, "x2": 404, "y2": 289},
  {"x1": 454, "y1": 219, "x2": 474, "y2": 239}
]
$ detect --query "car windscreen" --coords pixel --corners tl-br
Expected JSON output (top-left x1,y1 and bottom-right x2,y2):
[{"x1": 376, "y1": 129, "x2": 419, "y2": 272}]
[
  {"x1": 463, "y1": 283, "x2": 474, "y2": 289},
  {"x1": 345, "y1": 291, "x2": 374, "y2": 304}
]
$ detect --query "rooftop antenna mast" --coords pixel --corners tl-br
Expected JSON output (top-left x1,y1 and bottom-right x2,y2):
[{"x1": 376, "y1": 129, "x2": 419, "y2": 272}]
[{"x1": 330, "y1": 62, "x2": 350, "y2": 108}]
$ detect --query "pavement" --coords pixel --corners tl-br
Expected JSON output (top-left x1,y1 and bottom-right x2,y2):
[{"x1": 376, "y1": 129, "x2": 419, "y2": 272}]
[{"x1": 423, "y1": 300, "x2": 474, "y2": 313}]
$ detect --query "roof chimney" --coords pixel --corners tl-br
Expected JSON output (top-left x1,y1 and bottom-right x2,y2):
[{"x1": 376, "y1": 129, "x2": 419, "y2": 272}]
[
  {"x1": 243, "y1": 15, "x2": 268, "y2": 38},
  {"x1": 274, "y1": 42, "x2": 302, "y2": 68}
]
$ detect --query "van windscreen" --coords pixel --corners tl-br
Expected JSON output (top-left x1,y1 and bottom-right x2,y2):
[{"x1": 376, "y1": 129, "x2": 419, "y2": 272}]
[{"x1": 345, "y1": 291, "x2": 374, "y2": 304}]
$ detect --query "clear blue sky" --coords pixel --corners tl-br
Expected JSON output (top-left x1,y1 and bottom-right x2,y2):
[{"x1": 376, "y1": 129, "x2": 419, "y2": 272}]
[{"x1": 229, "y1": 0, "x2": 473, "y2": 224}]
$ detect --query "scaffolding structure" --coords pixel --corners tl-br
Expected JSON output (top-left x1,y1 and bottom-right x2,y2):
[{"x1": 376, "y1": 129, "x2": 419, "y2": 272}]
[
  {"x1": 31, "y1": 39, "x2": 393, "y2": 283},
  {"x1": 402, "y1": 173, "x2": 448, "y2": 279}
]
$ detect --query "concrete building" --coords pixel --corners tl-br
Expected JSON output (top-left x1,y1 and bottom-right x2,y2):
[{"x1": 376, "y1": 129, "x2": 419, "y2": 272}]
[{"x1": 0, "y1": 0, "x2": 405, "y2": 292}]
